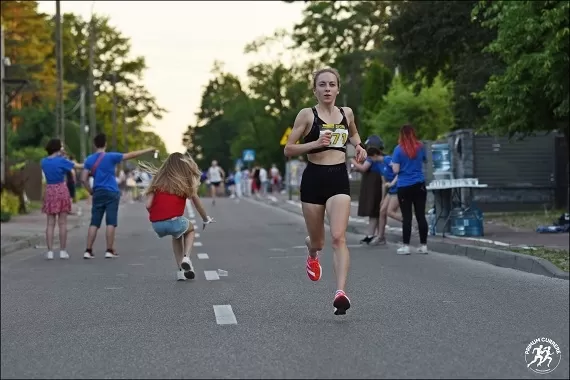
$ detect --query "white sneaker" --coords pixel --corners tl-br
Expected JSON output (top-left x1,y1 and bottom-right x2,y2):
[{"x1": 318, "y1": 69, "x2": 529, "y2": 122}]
[
  {"x1": 176, "y1": 270, "x2": 186, "y2": 281},
  {"x1": 83, "y1": 251, "x2": 94, "y2": 259},
  {"x1": 397, "y1": 245, "x2": 411, "y2": 255},
  {"x1": 59, "y1": 250, "x2": 70, "y2": 259},
  {"x1": 46, "y1": 251, "x2": 54, "y2": 260},
  {"x1": 417, "y1": 245, "x2": 429, "y2": 254},
  {"x1": 180, "y1": 257, "x2": 195, "y2": 279},
  {"x1": 105, "y1": 250, "x2": 119, "y2": 259}
]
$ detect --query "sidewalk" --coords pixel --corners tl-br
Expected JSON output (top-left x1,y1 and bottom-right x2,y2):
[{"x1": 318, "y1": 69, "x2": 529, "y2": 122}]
[
  {"x1": 252, "y1": 193, "x2": 568, "y2": 280},
  {"x1": 1, "y1": 201, "x2": 90, "y2": 256},
  {"x1": 263, "y1": 193, "x2": 569, "y2": 251}
]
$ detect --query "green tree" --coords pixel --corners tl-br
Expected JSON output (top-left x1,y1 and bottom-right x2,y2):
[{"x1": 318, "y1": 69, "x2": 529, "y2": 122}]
[
  {"x1": 56, "y1": 12, "x2": 166, "y2": 133},
  {"x1": 1, "y1": 0, "x2": 58, "y2": 106},
  {"x1": 368, "y1": 75, "x2": 455, "y2": 151},
  {"x1": 386, "y1": 0, "x2": 503, "y2": 128},
  {"x1": 360, "y1": 60, "x2": 393, "y2": 138},
  {"x1": 183, "y1": 63, "x2": 246, "y2": 170},
  {"x1": 285, "y1": 0, "x2": 395, "y2": 126},
  {"x1": 475, "y1": 0, "x2": 569, "y2": 140}
]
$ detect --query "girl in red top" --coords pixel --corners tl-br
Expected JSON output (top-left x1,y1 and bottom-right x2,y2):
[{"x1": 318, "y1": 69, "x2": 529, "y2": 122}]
[{"x1": 142, "y1": 153, "x2": 214, "y2": 281}]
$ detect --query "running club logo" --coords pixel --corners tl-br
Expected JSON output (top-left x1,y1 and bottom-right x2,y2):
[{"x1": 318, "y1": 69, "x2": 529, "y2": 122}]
[{"x1": 524, "y1": 337, "x2": 562, "y2": 374}]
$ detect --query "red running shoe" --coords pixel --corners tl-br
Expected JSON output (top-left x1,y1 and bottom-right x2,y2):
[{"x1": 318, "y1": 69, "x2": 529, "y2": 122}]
[
  {"x1": 333, "y1": 290, "x2": 351, "y2": 315},
  {"x1": 306, "y1": 254, "x2": 322, "y2": 282}
]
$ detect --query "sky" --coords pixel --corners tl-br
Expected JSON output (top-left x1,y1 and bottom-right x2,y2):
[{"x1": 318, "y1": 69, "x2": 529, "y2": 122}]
[{"x1": 36, "y1": 1, "x2": 306, "y2": 153}]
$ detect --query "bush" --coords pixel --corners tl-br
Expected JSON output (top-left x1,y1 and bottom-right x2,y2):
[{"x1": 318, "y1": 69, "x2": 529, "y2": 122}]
[
  {"x1": 76, "y1": 187, "x2": 89, "y2": 201},
  {"x1": 1, "y1": 191, "x2": 20, "y2": 216},
  {"x1": 367, "y1": 75, "x2": 455, "y2": 151},
  {"x1": 0, "y1": 211, "x2": 12, "y2": 222}
]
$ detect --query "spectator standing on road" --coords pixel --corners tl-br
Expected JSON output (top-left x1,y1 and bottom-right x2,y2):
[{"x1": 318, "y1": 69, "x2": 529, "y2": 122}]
[
  {"x1": 391, "y1": 124, "x2": 429, "y2": 255},
  {"x1": 40, "y1": 139, "x2": 83, "y2": 260},
  {"x1": 142, "y1": 152, "x2": 215, "y2": 281},
  {"x1": 351, "y1": 142, "x2": 384, "y2": 245},
  {"x1": 81, "y1": 133, "x2": 155, "y2": 259}
]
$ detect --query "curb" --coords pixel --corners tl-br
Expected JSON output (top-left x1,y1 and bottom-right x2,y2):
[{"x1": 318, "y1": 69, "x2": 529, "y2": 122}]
[
  {"x1": 258, "y1": 198, "x2": 569, "y2": 281},
  {"x1": 0, "y1": 219, "x2": 87, "y2": 258}
]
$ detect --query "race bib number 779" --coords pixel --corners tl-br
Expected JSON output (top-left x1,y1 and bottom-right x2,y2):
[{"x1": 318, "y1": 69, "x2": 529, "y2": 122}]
[{"x1": 321, "y1": 124, "x2": 349, "y2": 148}]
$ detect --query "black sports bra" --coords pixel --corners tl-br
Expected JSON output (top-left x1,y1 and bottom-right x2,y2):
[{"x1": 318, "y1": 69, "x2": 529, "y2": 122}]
[{"x1": 304, "y1": 107, "x2": 350, "y2": 154}]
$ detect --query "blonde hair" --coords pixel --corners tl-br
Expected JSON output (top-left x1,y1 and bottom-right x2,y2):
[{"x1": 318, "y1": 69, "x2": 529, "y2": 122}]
[
  {"x1": 140, "y1": 152, "x2": 202, "y2": 198},
  {"x1": 312, "y1": 67, "x2": 341, "y2": 89}
]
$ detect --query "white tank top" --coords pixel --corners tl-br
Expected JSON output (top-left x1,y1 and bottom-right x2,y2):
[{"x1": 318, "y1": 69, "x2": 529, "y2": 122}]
[{"x1": 208, "y1": 166, "x2": 222, "y2": 182}]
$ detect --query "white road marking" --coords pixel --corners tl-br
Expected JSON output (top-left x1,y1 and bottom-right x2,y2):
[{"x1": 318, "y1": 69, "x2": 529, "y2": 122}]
[
  {"x1": 213, "y1": 305, "x2": 237, "y2": 325},
  {"x1": 104, "y1": 287, "x2": 123, "y2": 290},
  {"x1": 190, "y1": 219, "x2": 196, "y2": 224},
  {"x1": 197, "y1": 253, "x2": 209, "y2": 259},
  {"x1": 195, "y1": 233, "x2": 200, "y2": 238},
  {"x1": 269, "y1": 248, "x2": 286, "y2": 252},
  {"x1": 116, "y1": 273, "x2": 128, "y2": 277},
  {"x1": 193, "y1": 242, "x2": 203, "y2": 247},
  {"x1": 204, "y1": 270, "x2": 219, "y2": 280},
  {"x1": 128, "y1": 263, "x2": 144, "y2": 266}
]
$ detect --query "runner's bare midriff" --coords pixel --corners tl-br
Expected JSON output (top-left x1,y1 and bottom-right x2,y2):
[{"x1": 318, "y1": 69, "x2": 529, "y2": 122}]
[{"x1": 307, "y1": 149, "x2": 346, "y2": 166}]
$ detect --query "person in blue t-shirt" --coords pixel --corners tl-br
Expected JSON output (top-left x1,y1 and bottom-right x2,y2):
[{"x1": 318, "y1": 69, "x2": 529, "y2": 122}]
[
  {"x1": 80, "y1": 133, "x2": 155, "y2": 259},
  {"x1": 391, "y1": 124, "x2": 429, "y2": 255},
  {"x1": 40, "y1": 138, "x2": 83, "y2": 260},
  {"x1": 351, "y1": 146, "x2": 384, "y2": 245},
  {"x1": 368, "y1": 152, "x2": 403, "y2": 246}
]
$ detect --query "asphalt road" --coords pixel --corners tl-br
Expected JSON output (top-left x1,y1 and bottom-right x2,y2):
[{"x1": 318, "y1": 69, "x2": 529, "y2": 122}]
[{"x1": 1, "y1": 198, "x2": 569, "y2": 379}]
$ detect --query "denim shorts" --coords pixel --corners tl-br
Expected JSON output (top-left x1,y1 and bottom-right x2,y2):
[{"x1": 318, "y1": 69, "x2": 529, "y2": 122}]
[
  {"x1": 91, "y1": 189, "x2": 120, "y2": 228},
  {"x1": 151, "y1": 216, "x2": 190, "y2": 239}
]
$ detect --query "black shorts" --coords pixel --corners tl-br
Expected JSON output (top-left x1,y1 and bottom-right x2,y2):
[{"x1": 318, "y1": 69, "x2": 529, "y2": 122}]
[
  {"x1": 210, "y1": 181, "x2": 221, "y2": 187},
  {"x1": 300, "y1": 161, "x2": 350, "y2": 205}
]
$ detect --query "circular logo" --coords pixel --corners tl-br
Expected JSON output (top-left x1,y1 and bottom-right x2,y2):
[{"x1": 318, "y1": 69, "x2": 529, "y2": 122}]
[{"x1": 525, "y1": 337, "x2": 562, "y2": 374}]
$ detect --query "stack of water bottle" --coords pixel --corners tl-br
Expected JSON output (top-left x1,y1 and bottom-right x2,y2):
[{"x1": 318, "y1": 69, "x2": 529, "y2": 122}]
[{"x1": 426, "y1": 206, "x2": 484, "y2": 237}]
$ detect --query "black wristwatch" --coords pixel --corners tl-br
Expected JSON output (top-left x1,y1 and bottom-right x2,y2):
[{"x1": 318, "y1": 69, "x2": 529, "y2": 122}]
[{"x1": 358, "y1": 142, "x2": 366, "y2": 150}]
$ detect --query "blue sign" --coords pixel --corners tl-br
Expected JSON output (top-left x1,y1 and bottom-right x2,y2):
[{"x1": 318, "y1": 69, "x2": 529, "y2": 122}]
[{"x1": 242, "y1": 149, "x2": 255, "y2": 162}]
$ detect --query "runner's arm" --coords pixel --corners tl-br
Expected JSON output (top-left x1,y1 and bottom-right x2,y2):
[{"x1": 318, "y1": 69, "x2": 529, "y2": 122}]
[
  {"x1": 284, "y1": 109, "x2": 317, "y2": 157},
  {"x1": 351, "y1": 159, "x2": 371, "y2": 173},
  {"x1": 344, "y1": 107, "x2": 363, "y2": 147}
]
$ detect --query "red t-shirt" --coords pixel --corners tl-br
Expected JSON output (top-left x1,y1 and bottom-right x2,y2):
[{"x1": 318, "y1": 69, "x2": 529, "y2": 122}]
[{"x1": 148, "y1": 191, "x2": 186, "y2": 222}]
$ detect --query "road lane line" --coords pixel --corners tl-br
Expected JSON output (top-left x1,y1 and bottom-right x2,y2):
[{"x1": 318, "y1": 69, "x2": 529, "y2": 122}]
[
  {"x1": 195, "y1": 233, "x2": 200, "y2": 238},
  {"x1": 204, "y1": 270, "x2": 219, "y2": 280},
  {"x1": 193, "y1": 242, "x2": 203, "y2": 247},
  {"x1": 213, "y1": 305, "x2": 237, "y2": 325},
  {"x1": 197, "y1": 253, "x2": 209, "y2": 259}
]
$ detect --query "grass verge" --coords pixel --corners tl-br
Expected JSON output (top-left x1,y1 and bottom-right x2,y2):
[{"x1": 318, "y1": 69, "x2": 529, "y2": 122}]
[
  {"x1": 485, "y1": 209, "x2": 566, "y2": 230},
  {"x1": 511, "y1": 247, "x2": 569, "y2": 273}
]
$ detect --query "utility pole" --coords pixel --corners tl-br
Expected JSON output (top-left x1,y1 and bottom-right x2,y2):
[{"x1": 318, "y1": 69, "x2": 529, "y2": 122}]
[
  {"x1": 87, "y1": 16, "x2": 96, "y2": 153},
  {"x1": 122, "y1": 106, "x2": 127, "y2": 170},
  {"x1": 0, "y1": 25, "x2": 6, "y2": 184},
  {"x1": 55, "y1": 0, "x2": 65, "y2": 144},
  {"x1": 79, "y1": 85, "x2": 86, "y2": 161},
  {"x1": 111, "y1": 72, "x2": 117, "y2": 151}
]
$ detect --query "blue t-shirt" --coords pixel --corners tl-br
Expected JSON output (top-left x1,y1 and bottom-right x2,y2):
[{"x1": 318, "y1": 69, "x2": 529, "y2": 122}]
[
  {"x1": 392, "y1": 144, "x2": 426, "y2": 188},
  {"x1": 366, "y1": 158, "x2": 383, "y2": 176},
  {"x1": 84, "y1": 152, "x2": 124, "y2": 192},
  {"x1": 41, "y1": 156, "x2": 75, "y2": 185},
  {"x1": 381, "y1": 155, "x2": 398, "y2": 194}
]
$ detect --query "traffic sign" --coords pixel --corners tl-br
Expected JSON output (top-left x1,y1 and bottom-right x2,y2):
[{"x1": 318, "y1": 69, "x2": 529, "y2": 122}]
[
  {"x1": 242, "y1": 149, "x2": 255, "y2": 162},
  {"x1": 280, "y1": 127, "x2": 299, "y2": 146}
]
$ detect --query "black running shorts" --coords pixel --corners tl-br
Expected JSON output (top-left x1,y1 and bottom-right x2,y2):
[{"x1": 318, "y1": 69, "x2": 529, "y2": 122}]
[{"x1": 300, "y1": 161, "x2": 350, "y2": 205}]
